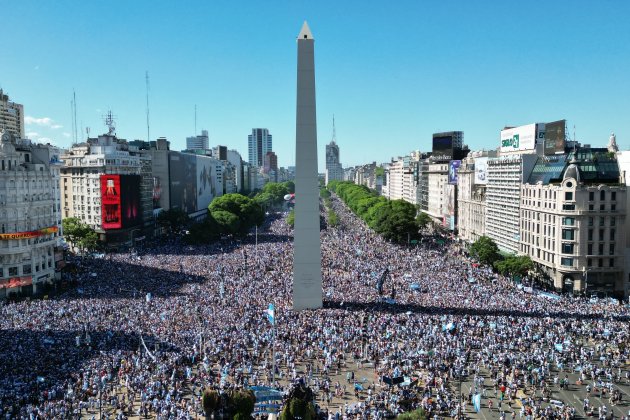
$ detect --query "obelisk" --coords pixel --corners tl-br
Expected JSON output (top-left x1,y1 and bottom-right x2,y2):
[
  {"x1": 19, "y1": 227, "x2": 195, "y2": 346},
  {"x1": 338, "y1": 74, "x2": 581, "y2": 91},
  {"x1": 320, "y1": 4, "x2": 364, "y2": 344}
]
[{"x1": 293, "y1": 21, "x2": 322, "y2": 310}]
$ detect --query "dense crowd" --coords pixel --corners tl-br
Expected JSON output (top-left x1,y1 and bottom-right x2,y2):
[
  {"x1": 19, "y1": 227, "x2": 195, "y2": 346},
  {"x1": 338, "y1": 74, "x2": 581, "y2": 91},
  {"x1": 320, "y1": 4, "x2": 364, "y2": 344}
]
[{"x1": 0, "y1": 193, "x2": 629, "y2": 419}]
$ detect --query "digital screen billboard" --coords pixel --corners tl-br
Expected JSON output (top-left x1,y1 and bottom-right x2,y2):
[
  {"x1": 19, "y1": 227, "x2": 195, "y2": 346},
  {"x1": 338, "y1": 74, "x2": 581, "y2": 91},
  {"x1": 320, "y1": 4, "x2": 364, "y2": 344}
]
[
  {"x1": 152, "y1": 176, "x2": 163, "y2": 209},
  {"x1": 101, "y1": 175, "x2": 122, "y2": 229},
  {"x1": 500, "y1": 123, "x2": 537, "y2": 152},
  {"x1": 544, "y1": 120, "x2": 566, "y2": 155},
  {"x1": 120, "y1": 175, "x2": 141, "y2": 228},
  {"x1": 474, "y1": 157, "x2": 488, "y2": 185},
  {"x1": 169, "y1": 153, "x2": 198, "y2": 214},
  {"x1": 448, "y1": 160, "x2": 461, "y2": 185},
  {"x1": 432, "y1": 135, "x2": 453, "y2": 161},
  {"x1": 0, "y1": 276, "x2": 33, "y2": 289}
]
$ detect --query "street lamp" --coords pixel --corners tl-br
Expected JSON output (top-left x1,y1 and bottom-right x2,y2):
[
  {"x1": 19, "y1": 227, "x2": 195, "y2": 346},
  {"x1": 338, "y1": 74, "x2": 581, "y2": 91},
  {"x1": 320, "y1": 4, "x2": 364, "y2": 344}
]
[{"x1": 582, "y1": 267, "x2": 590, "y2": 297}]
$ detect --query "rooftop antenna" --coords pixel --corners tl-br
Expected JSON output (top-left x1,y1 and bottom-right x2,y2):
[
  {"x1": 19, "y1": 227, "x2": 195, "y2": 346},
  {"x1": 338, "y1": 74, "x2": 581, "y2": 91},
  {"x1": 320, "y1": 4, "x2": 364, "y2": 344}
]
[
  {"x1": 73, "y1": 90, "x2": 78, "y2": 145},
  {"x1": 145, "y1": 71, "x2": 150, "y2": 142},
  {"x1": 331, "y1": 114, "x2": 337, "y2": 144},
  {"x1": 86, "y1": 127, "x2": 90, "y2": 138},
  {"x1": 103, "y1": 111, "x2": 116, "y2": 135},
  {"x1": 195, "y1": 104, "x2": 197, "y2": 134},
  {"x1": 70, "y1": 100, "x2": 75, "y2": 144}
]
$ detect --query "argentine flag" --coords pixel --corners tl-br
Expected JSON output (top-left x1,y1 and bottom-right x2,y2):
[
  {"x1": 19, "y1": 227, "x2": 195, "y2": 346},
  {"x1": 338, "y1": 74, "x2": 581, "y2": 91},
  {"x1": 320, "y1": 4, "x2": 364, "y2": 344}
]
[
  {"x1": 266, "y1": 304, "x2": 275, "y2": 325},
  {"x1": 472, "y1": 394, "x2": 481, "y2": 412}
]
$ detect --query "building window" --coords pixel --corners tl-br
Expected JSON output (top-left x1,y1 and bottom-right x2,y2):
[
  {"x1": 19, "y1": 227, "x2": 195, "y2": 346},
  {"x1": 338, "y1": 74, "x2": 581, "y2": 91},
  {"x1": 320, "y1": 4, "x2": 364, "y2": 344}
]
[
  {"x1": 561, "y1": 229, "x2": 574, "y2": 240},
  {"x1": 22, "y1": 265, "x2": 32, "y2": 275},
  {"x1": 598, "y1": 258, "x2": 603, "y2": 267},
  {"x1": 565, "y1": 191, "x2": 573, "y2": 201},
  {"x1": 599, "y1": 244, "x2": 604, "y2": 255},
  {"x1": 588, "y1": 204, "x2": 594, "y2": 211},
  {"x1": 563, "y1": 204, "x2": 575, "y2": 211},
  {"x1": 587, "y1": 258, "x2": 592, "y2": 267},
  {"x1": 600, "y1": 204, "x2": 605, "y2": 211},
  {"x1": 610, "y1": 258, "x2": 615, "y2": 267},
  {"x1": 611, "y1": 204, "x2": 616, "y2": 212},
  {"x1": 562, "y1": 243, "x2": 574, "y2": 254},
  {"x1": 610, "y1": 217, "x2": 615, "y2": 226},
  {"x1": 587, "y1": 244, "x2": 593, "y2": 255},
  {"x1": 610, "y1": 243, "x2": 615, "y2": 255},
  {"x1": 588, "y1": 217, "x2": 593, "y2": 227},
  {"x1": 589, "y1": 191, "x2": 594, "y2": 201},
  {"x1": 600, "y1": 217, "x2": 605, "y2": 226},
  {"x1": 599, "y1": 229, "x2": 604, "y2": 240},
  {"x1": 600, "y1": 190, "x2": 605, "y2": 200},
  {"x1": 562, "y1": 217, "x2": 575, "y2": 226},
  {"x1": 611, "y1": 191, "x2": 616, "y2": 201},
  {"x1": 8, "y1": 267, "x2": 18, "y2": 276},
  {"x1": 561, "y1": 258, "x2": 573, "y2": 267},
  {"x1": 610, "y1": 229, "x2": 615, "y2": 241}
]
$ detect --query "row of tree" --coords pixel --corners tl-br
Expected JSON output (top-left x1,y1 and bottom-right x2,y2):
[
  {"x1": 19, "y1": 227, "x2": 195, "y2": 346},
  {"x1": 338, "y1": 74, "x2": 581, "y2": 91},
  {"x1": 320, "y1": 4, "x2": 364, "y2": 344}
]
[
  {"x1": 327, "y1": 181, "x2": 427, "y2": 243},
  {"x1": 469, "y1": 235, "x2": 534, "y2": 278}
]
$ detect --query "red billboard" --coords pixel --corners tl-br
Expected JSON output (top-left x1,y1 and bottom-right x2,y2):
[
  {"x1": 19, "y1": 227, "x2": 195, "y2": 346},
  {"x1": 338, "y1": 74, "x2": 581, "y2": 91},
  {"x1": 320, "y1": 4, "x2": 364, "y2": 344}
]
[
  {"x1": 0, "y1": 276, "x2": 33, "y2": 289},
  {"x1": 101, "y1": 175, "x2": 122, "y2": 229},
  {"x1": 0, "y1": 226, "x2": 58, "y2": 240}
]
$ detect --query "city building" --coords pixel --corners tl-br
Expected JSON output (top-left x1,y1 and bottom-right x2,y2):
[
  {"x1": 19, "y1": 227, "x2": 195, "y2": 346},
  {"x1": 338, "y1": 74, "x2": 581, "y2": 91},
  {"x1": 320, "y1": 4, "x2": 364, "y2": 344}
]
[
  {"x1": 61, "y1": 125, "x2": 150, "y2": 246},
  {"x1": 324, "y1": 120, "x2": 343, "y2": 185},
  {"x1": 263, "y1": 151, "x2": 279, "y2": 182},
  {"x1": 521, "y1": 149, "x2": 627, "y2": 298},
  {"x1": 0, "y1": 130, "x2": 62, "y2": 297},
  {"x1": 186, "y1": 130, "x2": 209, "y2": 151},
  {"x1": 456, "y1": 150, "x2": 496, "y2": 243},
  {"x1": 248, "y1": 128, "x2": 273, "y2": 168},
  {"x1": 0, "y1": 90, "x2": 25, "y2": 140},
  {"x1": 485, "y1": 153, "x2": 538, "y2": 253}
]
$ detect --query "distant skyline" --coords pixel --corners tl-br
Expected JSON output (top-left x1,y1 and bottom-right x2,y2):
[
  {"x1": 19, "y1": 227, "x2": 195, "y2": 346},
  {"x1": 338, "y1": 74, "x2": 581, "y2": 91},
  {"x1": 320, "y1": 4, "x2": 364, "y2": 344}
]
[{"x1": 2, "y1": 0, "x2": 629, "y2": 170}]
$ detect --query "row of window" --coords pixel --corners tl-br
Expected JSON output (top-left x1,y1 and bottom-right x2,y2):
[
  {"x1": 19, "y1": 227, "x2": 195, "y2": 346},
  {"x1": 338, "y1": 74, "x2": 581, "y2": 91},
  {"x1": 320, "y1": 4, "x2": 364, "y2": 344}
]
[{"x1": 561, "y1": 257, "x2": 616, "y2": 268}]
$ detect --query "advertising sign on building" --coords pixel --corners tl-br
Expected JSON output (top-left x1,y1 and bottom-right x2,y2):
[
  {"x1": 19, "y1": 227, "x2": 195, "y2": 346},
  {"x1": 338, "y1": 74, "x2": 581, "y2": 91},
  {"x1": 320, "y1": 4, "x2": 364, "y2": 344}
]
[
  {"x1": 169, "y1": 153, "x2": 198, "y2": 213},
  {"x1": 474, "y1": 157, "x2": 488, "y2": 185},
  {"x1": 0, "y1": 226, "x2": 58, "y2": 240},
  {"x1": 120, "y1": 175, "x2": 142, "y2": 228},
  {"x1": 432, "y1": 135, "x2": 453, "y2": 161},
  {"x1": 500, "y1": 123, "x2": 537, "y2": 152},
  {"x1": 442, "y1": 184, "x2": 456, "y2": 231},
  {"x1": 544, "y1": 120, "x2": 566, "y2": 155},
  {"x1": 0, "y1": 276, "x2": 33, "y2": 289},
  {"x1": 196, "y1": 156, "x2": 218, "y2": 211},
  {"x1": 448, "y1": 160, "x2": 461, "y2": 185},
  {"x1": 101, "y1": 175, "x2": 122, "y2": 229}
]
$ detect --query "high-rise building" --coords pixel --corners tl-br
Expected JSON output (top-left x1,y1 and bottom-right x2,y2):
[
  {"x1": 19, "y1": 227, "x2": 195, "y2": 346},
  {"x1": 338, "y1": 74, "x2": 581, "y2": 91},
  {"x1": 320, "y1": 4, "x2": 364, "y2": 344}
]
[
  {"x1": 186, "y1": 130, "x2": 209, "y2": 151},
  {"x1": 0, "y1": 90, "x2": 25, "y2": 140},
  {"x1": 0, "y1": 130, "x2": 62, "y2": 297},
  {"x1": 248, "y1": 128, "x2": 273, "y2": 167},
  {"x1": 324, "y1": 126, "x2": 343, "y2": 186},
  {"x1": 293, "y1": 21, "x2": 322, "y2": 310}
]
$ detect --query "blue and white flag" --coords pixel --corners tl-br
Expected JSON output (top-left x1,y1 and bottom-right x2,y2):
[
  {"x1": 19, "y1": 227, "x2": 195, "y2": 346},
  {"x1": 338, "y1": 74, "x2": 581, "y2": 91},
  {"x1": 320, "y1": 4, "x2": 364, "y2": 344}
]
[
  {"x1": 472, "y1": 394, "x2": 481, "y2": 412},
  {"x1": 266, "y1": 304, "x2": 275, "y2": 325}
]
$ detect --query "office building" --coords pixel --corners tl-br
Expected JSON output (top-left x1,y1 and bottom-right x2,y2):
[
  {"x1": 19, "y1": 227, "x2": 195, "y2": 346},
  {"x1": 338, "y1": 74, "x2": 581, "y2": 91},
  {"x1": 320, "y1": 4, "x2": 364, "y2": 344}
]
[
  {"x1": 0, "y1": 90, "x2": 25, "y2": 140},
  {"x1": 248, "y1": 128, "x2": 273, "y2": 167},
  {"x1": 521, "y1": 149, "x2": 626, "y2": 298},
  {"x1": 186, "y1": 130, "x2": 209, "y2": 151}
]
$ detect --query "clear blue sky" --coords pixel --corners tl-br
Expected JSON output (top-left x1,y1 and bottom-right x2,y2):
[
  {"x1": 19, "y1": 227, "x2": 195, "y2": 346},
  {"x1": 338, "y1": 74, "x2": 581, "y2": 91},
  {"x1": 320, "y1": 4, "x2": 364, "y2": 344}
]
[{"x1": 2, "y1": 0, "x2": 629, "y2": 170}]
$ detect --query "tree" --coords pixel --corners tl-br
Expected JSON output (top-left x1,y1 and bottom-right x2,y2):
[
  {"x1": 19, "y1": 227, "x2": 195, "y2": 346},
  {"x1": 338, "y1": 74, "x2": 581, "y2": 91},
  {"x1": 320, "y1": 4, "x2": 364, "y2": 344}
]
[
  {"x1": 494, "y1": 255, "x2": 534, "y2": 277},
  {"x1": 280, "y1": 384, "x2": 317, "y2": 420},
  {"x1": 202, "y1": 389, "x2": 220, "y2": 419},
  {"x1": 328, "y1": 209, "x2": 339, "y2": 227},
  {"x1": 62, "y1": 217, "x2": 100, "y2": 253},
  {"x1": 282, "y1": 180, "x2": 295, "y2": 194},
  {"x1": 470, "y1": 236, "x2": 501, "y2": 266},
  {"x1": 229, "y1": 389, "x2": 256, "y2": 419},
  {"x1": 186, "y1": 217, "x2": 221, "y2": 244},
  {"x1": 397, "y1": 408, "x2": 427, "y2": 420},
  {"x1": 210, "y1": 210, "x2": 241, "y2": 236},
  {"x1": 416, "y1": 211, "x2": 432, "y2": 230},
  {"x1": 209, "y1": 194, "x2": 264, "y2": 236},
  {"x1": 261, "y1": 182, "x2": 290, "y2": 205},
  {"x1": 156, "y1": 208, "x2": 190, "y2": 234},
  {"x1": 287, "y1": 209, "x2": 295, "y2": 228}
]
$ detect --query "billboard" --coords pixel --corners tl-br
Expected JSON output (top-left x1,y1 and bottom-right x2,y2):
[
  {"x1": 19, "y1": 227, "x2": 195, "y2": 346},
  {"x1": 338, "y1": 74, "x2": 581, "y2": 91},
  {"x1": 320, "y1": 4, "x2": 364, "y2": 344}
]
[
  {"x1": 152, "y1": 176, "x2": 163, "y2": 209},
  {"x1": 442, "y1": 184, "x2": 456, "y2": 231},
  {"x1": 544, "y1": 120, "x2": 566, "y2": 155},
  {"x1": 448, "y1": 160, "x2": 461, "y2": 185},
  {"x1": 101, "y1": 175, "x2": 122, "y2": 229},
  {"x1": 169, "y1": 153, "x2": 198, "y2": 214},
  {"x1": 0, "y1": 276, "x2": 33, "y2": 289},
  {"x1": 197, "y1": 156, "x2": 218, "y2": 211},
  {"x1": 474, "y1": 157, "x2": 488, "y2": 185},
  {"x1": 432, "y1": 135, "x2": 453, "y2": 161},
  {"x1": 0, "y1": 226, "x2": 58, "y2": 240},
  {"x1": 120, "y1": 175, "x2": 141, "y2": 228},
  {"x1": 500, "y1": 123, "x2": 537, "y2": 152}
]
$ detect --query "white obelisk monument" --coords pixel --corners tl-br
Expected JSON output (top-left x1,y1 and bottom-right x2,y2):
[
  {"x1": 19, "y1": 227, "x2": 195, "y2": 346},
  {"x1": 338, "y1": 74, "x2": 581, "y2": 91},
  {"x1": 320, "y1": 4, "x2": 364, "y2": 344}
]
[{"x1": 293, "y1": 21, "x2": 322, "y2": 310}]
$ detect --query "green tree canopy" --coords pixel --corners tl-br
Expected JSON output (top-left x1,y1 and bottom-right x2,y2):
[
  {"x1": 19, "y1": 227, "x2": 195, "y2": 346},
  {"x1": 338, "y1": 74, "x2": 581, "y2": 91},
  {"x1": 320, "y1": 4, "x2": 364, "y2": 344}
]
[
  {"x1": 62, "y1": 217, "x2": 100, "y2": 252},
  {"x1": 416, "y1": 211, "x2": 432, "y2": 230},
  {"x1": 470, "y1": 236, "x2": 501, "y2": 266},
  {"x1": 494, "y1": 255, "x2": 534, "y2": 277},
  {"x1": 261, "y1": 182, "x2": 290, "y2": 204},
  {"x1": 287, "y1": 209, "x2": 295, "y2": 228},
  {"x1": 282, "y1": 180, "x2": 295, "y2": 194},
  {"x1": 209, "y1": 193, "x2": 264, "y2": 236}
]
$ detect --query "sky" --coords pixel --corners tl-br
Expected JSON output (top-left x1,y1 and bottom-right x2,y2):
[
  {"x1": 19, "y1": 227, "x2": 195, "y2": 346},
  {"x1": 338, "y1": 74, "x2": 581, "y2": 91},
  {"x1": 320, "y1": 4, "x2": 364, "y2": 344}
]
[{"x1": 1, "y1": 0, "x2": 629, "y2": 170}]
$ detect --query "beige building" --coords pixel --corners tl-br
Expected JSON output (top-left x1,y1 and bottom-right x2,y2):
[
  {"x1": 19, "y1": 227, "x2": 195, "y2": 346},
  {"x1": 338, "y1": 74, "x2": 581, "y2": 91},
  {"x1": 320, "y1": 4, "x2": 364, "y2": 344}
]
[
  {"x1": 0, "y1": 90, "x2": 24, "y2": 140},
  {"x1": 457, "y1": 151, "x2": 496, "y2": 242},
  {"x1": 427, "y1": 162, "x2": 448, "y2": 222},
  {"x1": 520, "y1": 151, "x2": 627, "y2": 298},
  {"x1": 0, "y1": 131, "x2": 61, "y2": 297}
]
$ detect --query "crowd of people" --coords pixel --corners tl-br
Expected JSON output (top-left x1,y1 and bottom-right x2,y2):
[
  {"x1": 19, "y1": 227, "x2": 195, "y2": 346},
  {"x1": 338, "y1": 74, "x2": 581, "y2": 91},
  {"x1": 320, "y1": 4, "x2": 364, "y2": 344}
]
[{"x1": 0, "y1": 193, "x2": 629, "y2": 419}]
